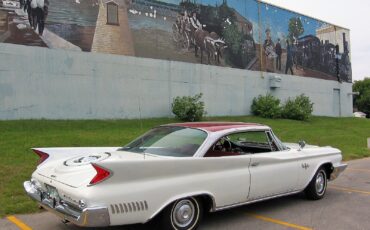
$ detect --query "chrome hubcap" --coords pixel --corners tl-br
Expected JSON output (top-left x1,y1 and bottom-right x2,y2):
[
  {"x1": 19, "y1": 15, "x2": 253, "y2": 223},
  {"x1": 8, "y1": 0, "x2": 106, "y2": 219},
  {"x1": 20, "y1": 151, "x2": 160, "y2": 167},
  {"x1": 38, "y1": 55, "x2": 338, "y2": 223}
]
[
  {"x1": 316, "y1": 171, "x2": 326, "y2": 194},
  {"x1": 172, "y1": 200, "x2": 195, "y2": 228}
]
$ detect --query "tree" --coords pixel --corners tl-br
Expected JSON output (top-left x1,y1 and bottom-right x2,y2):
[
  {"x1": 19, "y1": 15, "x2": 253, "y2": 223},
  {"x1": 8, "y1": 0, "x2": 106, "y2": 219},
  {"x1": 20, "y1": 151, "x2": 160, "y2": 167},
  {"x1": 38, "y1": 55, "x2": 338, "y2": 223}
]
[
  {"x1": 222, "y1": 23, "x2": 244, "y2": 68},
  {"x1": 223, "y1": 23, "x2": 242, "y2": 54},
  {"x1": 353, "y1": 78, "x2": 370, "y2": 117},
  {"x1": 288, "y1": 17, "x2": 304, "y2": 43}
]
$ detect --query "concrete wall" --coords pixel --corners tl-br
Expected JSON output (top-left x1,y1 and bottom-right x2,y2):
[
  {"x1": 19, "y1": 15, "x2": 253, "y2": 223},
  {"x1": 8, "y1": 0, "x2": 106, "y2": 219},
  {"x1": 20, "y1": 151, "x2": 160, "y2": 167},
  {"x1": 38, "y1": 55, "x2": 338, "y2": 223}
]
[{"x1": 0, "y1": 43, "x2": 353, "y2": 120}]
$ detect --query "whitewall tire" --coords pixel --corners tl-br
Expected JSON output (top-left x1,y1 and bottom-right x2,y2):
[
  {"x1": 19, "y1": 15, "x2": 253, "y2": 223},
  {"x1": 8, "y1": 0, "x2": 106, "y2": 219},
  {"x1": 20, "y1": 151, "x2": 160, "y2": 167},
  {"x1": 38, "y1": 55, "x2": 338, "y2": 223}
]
[
  {"x1": 305, "y1": 167, "x2": 328, "y2": 200},
  {"x1": 161, "y1": 197, "x2": 203, "y2": 230}
]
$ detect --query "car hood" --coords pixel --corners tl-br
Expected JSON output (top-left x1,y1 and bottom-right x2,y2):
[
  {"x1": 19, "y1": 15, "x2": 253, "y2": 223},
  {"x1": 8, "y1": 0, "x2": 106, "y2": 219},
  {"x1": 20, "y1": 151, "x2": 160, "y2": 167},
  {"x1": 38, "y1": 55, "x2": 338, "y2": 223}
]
[{"x1": 36, "y1": 150, "x2": 157, "y2": 188}]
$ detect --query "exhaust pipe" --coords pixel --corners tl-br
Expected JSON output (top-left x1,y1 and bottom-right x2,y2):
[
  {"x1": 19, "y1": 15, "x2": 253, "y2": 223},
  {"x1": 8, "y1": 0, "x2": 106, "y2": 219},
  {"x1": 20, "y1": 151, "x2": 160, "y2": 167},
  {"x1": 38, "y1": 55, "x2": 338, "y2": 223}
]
[{"x1": 62, "y1": 219, "x2": 70, "y2": 225}]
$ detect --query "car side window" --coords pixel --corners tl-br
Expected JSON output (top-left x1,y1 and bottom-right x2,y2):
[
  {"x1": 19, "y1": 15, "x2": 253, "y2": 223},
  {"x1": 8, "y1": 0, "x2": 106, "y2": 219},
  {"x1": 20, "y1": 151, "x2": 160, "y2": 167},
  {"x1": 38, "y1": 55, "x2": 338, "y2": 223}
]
[{"x1": 204, "y1": 131, "x2": 277, "y2": 157}]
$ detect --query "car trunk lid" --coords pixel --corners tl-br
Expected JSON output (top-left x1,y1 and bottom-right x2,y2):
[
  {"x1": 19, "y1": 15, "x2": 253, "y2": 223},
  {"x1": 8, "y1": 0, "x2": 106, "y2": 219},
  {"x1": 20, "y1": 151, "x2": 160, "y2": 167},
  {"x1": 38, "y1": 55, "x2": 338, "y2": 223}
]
[{"x1": 36, "y1": 151, "x2": 156, "y2": 187}]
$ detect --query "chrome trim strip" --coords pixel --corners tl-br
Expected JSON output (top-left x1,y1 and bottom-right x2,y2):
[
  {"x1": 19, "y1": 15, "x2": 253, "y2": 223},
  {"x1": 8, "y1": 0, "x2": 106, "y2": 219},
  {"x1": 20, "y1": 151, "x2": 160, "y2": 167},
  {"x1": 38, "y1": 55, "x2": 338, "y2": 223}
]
[
  {"x1": 265, "y1": 131, "x2": 274, "y2": 151},
  {"x1": 330, "y1": 163, "x2": 348, "y2": 180},
  {"x1": 213, "y1": 190, "x2": 302, "y2": 212},
  {"x1": 269, "y1": 130, "x2": 287, "y2": 151}
]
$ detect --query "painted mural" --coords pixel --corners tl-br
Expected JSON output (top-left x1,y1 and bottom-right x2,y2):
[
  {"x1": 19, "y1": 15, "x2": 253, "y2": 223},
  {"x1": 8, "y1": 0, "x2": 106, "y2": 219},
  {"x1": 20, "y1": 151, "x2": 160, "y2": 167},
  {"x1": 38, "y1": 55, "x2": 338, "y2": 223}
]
[{"x1": 0, "y1": 0, "x2": 351, "y2": 82}]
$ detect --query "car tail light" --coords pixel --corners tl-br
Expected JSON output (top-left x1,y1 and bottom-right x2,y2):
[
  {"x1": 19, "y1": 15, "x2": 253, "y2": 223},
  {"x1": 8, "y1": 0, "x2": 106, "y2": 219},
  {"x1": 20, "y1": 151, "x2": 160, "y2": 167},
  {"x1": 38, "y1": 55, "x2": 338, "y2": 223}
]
[
  {"x1": 33, "y1": 149, "x2": 49, "y2": 166},
  {"x1": 89, "y1": 164, "x2": 111, "y2": 186}
]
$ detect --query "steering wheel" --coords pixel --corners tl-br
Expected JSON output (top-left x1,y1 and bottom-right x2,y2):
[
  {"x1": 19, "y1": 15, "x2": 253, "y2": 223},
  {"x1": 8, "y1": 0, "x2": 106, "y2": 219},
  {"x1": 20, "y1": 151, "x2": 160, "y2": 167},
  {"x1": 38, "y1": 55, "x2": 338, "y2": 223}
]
[{"x1": 212, "y1": 137, "x2": 232, "y2": 152}]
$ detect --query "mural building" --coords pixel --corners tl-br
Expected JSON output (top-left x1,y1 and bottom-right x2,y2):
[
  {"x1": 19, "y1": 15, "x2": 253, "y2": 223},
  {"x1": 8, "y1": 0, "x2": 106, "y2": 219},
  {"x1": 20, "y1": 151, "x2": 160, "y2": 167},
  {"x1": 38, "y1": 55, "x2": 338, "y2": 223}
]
[{"x1": 0, "y1": 0, "x2": 352, "y2": 82}]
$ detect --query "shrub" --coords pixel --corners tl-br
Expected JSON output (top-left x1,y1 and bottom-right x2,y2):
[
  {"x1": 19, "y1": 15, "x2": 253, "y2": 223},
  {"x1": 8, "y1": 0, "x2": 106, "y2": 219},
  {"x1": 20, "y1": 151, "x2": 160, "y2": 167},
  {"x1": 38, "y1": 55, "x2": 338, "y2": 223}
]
[
  {"x1": 353, "y1": 78, "x2": 370, "y2": 117},
  {"x1": 251, "y1": 94, "x2": 281, "y2": 118},
  {"x1": 355, "y1": 92, "x2": 370, "y2": 118},
  {"x1": 172, "y1": 93, "x2": 206, "y2": 121},
  {"x1": 281, "y1": 94, "x2": 313, "y2": 121}
]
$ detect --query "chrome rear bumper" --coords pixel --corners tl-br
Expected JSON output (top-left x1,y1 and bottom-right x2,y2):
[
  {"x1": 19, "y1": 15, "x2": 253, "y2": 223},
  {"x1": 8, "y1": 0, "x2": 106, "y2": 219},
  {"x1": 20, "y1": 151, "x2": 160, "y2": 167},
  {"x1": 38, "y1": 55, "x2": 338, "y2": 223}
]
[
  {"x1": 330, "y1": 163, "x2": 348, "y2": 180},
  {"x1": 24, "y1": 180, "x2": 110, "y2": 227}
]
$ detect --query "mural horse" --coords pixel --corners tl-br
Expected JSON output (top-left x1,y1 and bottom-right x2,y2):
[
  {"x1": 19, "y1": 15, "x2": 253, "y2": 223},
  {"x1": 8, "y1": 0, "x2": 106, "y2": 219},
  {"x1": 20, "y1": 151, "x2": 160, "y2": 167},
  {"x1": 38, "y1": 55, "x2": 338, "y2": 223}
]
[{"x1": 194, "y1": 29, "x2": 227, "y2": 65}]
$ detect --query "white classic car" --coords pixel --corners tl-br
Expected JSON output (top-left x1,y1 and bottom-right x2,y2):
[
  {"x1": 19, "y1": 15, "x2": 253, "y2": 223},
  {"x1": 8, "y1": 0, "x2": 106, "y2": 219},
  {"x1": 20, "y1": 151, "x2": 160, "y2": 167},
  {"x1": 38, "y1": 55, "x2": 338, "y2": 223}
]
[{"x1": 24, "y1": 122, "x2": 347, "y2": 229}]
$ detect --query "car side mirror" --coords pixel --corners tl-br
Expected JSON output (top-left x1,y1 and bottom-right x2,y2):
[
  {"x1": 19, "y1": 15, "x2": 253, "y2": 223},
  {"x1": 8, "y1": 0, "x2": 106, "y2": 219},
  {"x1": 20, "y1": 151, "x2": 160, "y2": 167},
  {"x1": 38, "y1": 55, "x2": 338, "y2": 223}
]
[{"x1": 298, "y1": 140, "x2": 306, "y2": 150}]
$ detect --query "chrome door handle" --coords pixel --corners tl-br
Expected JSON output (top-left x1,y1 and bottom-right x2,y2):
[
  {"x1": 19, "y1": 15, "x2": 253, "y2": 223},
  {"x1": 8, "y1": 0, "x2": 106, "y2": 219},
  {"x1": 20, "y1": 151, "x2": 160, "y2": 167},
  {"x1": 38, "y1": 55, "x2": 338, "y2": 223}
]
[{"x1": 251, "y1": 162, "x2": 259, "y2": 167}]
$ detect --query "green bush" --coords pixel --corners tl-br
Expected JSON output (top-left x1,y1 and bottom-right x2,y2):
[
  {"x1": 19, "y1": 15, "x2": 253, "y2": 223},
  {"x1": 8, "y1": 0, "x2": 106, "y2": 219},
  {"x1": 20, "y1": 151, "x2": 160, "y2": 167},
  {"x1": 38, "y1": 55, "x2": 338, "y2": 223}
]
[
  {"x1": 281, "y1": 94, "x2": 313, "y2": 121},
  {"x1": 353, "y1": 78, "x2": 370, "y2": 117},
  {"x1": 355, "y1": 93, "x2": 370, "y2": 118},
  {"x1": 172, "y1": 93, "x2": 206, "y2": 121},
  {"x1": 251, "y1": 94, "x2": 281, "y2": 118}
]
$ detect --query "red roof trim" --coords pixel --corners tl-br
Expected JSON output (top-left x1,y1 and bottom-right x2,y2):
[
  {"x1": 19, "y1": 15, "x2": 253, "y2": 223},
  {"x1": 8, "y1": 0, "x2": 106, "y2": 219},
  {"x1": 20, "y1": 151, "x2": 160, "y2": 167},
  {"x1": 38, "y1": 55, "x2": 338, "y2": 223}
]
[{"x1": 165, "y1": 122, "x2": 264, "y2": 132}]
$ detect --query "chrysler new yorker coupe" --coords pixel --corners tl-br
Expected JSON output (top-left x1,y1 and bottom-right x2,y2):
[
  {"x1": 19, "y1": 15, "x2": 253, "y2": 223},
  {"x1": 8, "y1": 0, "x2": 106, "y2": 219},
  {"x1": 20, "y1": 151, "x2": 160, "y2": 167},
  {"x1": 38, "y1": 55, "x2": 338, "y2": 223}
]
[{"x1": 24, "y1": 122, "x2": 347, "y2": 229}]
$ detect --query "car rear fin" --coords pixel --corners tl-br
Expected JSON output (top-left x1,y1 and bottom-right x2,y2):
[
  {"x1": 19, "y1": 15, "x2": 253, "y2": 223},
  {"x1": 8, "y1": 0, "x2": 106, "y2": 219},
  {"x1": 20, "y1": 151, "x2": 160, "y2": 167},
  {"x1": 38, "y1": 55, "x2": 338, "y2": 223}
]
[{"x1": 33, "y1": 149, "x2": 49, "y2": 166}]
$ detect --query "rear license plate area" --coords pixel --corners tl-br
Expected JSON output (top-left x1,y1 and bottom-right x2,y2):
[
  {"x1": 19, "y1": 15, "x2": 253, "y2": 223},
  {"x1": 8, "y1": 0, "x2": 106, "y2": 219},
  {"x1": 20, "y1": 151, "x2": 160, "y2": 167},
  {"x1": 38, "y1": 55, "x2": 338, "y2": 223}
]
[{"x1": 44, "y1": 184, "x2": 60, "y2": 207}]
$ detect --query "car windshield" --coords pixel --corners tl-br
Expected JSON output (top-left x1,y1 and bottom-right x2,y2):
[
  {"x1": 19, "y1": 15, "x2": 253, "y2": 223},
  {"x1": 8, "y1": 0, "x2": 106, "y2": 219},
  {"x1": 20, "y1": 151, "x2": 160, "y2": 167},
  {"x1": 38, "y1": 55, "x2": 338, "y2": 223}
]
[{"x1": 120, "y1": 126, "x2": 207, "y2": 157}]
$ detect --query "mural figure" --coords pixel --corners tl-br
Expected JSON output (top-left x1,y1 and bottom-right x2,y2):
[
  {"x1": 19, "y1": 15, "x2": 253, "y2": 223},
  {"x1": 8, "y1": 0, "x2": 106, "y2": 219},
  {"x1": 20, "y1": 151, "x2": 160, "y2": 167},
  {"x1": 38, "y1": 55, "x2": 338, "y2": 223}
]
[
  {"x1": 173, "y1": 11, "x2": 191, "y2": 49},
  {"x1": 189, "y1": 11, "x2": 201, "y2": 34},
  {"x1": 263, "y1": 28, "x2": 276, "y2": 72},
  {"x1": 23, "y1": 0, "x2": 35, "y2": 29},
  {"x1": 275, "y1": 38, "x2": 282, "y2": 71},
  {"x1": 285, "y1": 39, "x2": 294, "y2": 75},
  {"x1": 22, "y1": 0, "x2": 48, "y2": 35}
]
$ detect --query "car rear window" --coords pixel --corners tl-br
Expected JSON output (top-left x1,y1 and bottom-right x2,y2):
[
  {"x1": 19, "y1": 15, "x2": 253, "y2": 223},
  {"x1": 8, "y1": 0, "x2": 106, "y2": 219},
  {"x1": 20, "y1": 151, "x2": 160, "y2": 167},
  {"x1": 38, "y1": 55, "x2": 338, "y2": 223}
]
[{"x1": 121, "y1": 126, "x2": 207, "y2": 157}]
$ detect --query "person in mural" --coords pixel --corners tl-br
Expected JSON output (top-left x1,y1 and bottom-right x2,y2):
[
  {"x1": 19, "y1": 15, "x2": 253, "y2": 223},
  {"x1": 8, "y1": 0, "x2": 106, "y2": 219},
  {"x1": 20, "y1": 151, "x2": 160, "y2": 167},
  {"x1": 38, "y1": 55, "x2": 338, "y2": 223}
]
[
  {"x1": 37, "y1": 0, "x2": 49, "y2": 36},
  {"x1": 189, "y1": 11, "x2": 202, "y2": 44},
  {"x1": 181, "y1": 10, "x2": 190, "y2": 33},
  {"x1": 23, "y1": 0, "x2": 49, "y2": 35},
  {"x1": 285, "y1": 40, "x2": 294, "y2": 75},
  {"x1": 190, "y1": 11, "x2": 202, "y2": 31},
  {"x1": 178, "y1": 10, "x2": 191, "y2": 38},
  {"x1": 263, "y1": 28, "x2": 276, "y2": 72},
  {"x1": 275, "y1": 38, "x2": 282, "y2": 71},
  {"x1": 24, "y1": 0, "x2": 36, "y2": 29},
  {"x1": 292, "y1": 37, "x2": 299, "y2": 70}
]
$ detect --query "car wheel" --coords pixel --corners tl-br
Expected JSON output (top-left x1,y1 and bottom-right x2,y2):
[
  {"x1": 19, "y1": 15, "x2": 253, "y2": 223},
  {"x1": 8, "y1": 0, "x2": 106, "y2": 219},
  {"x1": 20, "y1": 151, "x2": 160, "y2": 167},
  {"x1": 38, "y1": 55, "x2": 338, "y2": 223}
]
[
  {"x1": 161, "y1": 197, "x2": 203, "y2": 230},
  {"x1": 305, "y1": 167, "x2": 328, "y2": 200}
]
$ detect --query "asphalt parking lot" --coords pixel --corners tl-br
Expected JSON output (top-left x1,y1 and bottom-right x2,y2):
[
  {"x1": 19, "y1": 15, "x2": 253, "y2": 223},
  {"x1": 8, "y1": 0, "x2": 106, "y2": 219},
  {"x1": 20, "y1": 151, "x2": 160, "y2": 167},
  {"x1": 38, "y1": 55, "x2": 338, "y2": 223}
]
[{"x1": 1, "y1": 157, "x2": 370, "y2": 230}]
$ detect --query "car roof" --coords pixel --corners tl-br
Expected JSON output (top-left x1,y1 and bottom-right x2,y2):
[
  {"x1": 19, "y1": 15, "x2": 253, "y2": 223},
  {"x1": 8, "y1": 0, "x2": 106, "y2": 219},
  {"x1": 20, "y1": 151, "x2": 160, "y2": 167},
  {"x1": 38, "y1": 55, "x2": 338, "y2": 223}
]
[{"x1": 165, "y1": 122, "x2": 269, "y2": 132}]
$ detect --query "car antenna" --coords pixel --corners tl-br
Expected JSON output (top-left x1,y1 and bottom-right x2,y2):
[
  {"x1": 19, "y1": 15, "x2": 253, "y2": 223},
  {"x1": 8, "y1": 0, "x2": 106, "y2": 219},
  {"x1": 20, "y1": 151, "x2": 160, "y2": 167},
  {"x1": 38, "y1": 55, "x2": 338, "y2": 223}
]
[{"x1": 138, "y1": 98, "x2": 145, "y2": 159}]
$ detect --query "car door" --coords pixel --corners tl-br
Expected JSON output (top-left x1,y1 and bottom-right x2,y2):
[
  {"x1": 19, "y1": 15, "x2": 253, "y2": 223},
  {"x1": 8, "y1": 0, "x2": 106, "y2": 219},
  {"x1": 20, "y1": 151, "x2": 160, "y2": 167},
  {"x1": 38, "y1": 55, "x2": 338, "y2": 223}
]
[
  {"x1": 203, "y1": 134, "x2": 252, "y2": 206},
  {"x1": 245, "y1": 131, "x2": 301, "y2": 200}
]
